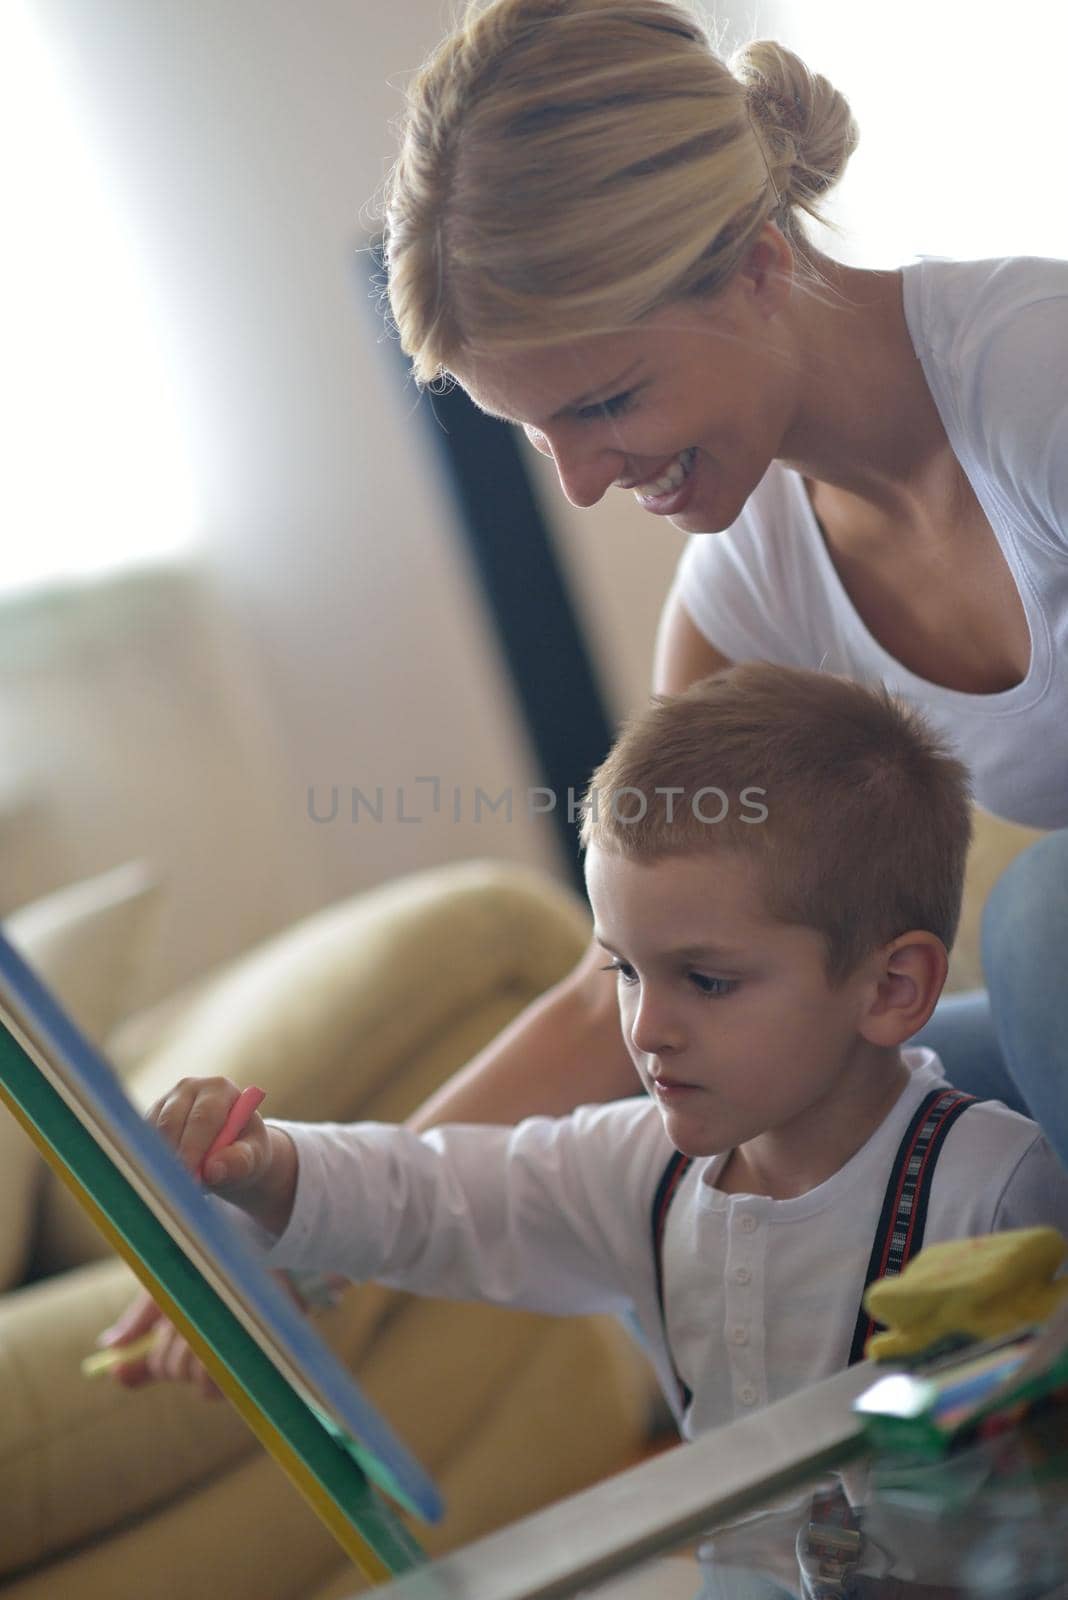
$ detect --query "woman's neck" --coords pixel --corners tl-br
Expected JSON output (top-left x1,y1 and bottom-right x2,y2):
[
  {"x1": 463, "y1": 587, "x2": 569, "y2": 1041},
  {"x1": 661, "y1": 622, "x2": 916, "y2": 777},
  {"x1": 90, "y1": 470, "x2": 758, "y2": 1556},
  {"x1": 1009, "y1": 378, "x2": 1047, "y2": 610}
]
[{"x1": 778, "y1": 256, "x2": 949, "y2": 518}]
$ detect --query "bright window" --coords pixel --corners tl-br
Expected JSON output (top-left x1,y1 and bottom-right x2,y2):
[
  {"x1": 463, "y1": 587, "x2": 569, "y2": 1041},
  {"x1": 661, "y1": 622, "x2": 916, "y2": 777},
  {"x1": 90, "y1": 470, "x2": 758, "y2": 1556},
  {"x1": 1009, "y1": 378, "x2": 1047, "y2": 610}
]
[
  {"x1": 768, "y1": 0, "x2": 1068, "y2": 267},
  {"x1": 0, "y1": 1, "x2": 196, "y2": 596}
]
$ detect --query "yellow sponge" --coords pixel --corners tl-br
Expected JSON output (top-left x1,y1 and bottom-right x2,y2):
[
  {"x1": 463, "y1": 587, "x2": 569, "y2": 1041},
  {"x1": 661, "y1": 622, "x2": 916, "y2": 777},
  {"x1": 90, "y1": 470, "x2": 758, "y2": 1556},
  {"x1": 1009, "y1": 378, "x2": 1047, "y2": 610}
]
[{"x1": 864, "y1": 1228, "x2": 1068, "y2": 1360}]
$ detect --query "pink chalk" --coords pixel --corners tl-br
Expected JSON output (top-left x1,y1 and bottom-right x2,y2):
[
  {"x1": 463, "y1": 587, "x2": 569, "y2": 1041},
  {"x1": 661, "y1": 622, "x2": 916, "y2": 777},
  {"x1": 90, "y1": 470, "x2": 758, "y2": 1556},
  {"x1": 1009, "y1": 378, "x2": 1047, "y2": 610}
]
[{"x1": 199, "y1": 1085, "x2": 266, "y2": 1178}]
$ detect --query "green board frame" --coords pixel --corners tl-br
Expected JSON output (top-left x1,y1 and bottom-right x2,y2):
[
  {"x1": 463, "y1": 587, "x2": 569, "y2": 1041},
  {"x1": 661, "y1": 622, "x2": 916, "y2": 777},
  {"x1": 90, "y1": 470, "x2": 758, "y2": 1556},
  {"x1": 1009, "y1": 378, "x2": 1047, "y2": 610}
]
[{"x1": 0, "y1": 930, "x2": 438, "y2": 1580}]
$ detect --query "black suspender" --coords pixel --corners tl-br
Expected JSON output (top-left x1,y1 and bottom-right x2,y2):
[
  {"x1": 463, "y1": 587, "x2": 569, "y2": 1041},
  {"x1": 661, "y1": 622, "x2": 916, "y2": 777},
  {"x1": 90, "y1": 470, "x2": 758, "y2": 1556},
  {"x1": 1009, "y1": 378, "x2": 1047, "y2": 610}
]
[
  {"x1": 651, "y1": 1149, "x2": 696, "y2": 1410},
  {"x1": 650, "y1": 1087, "x2": 976, "y2": 1413}
]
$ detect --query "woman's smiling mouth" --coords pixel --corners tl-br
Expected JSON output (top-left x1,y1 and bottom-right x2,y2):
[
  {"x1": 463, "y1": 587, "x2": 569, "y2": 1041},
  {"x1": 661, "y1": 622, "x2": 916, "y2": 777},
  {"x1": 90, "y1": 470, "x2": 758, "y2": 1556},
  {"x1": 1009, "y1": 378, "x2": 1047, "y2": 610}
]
[{"x1": 627, "y1": 447, "x2": 698, "y2": 514}]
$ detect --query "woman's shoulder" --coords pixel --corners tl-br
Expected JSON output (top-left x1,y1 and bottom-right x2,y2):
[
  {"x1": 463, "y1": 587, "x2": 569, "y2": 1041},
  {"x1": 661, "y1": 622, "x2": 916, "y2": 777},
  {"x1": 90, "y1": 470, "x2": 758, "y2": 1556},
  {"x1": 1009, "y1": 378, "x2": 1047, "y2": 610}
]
[
  {"x1": 905, "y1": 255, "x2": 1068, "y2": 532},
  {"x1": 903, "y1": 254, "x2": 1068, "y2": 373}
]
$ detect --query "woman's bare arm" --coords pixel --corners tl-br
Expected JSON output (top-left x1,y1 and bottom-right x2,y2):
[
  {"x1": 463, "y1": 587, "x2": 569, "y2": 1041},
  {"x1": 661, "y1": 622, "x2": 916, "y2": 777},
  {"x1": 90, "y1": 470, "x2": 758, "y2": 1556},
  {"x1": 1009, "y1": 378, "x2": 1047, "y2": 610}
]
[
  {"x1": 651, "y1": 589, "x2": 734, "y2": 696},
  {"x1": 406, "y1": 938, "x2": 634, "y2": 1130},
  {"x1": 407, "y1": 596, "x2": 732, "y2": 1132}
]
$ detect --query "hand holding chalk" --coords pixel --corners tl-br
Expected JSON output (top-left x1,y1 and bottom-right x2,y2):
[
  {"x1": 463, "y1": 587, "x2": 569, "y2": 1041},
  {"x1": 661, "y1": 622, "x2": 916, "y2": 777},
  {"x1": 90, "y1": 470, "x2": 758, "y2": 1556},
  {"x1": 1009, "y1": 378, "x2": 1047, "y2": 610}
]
[
  {"x1": 85, "y1": 1084, "x2": 267, "y2": 1381},
  {"x1": 82, "y1": 1330, "x2": 163, "y2": 1378},
  {"x1": 199, "y1": 1084, "x2": 267, "y2": 1182}
]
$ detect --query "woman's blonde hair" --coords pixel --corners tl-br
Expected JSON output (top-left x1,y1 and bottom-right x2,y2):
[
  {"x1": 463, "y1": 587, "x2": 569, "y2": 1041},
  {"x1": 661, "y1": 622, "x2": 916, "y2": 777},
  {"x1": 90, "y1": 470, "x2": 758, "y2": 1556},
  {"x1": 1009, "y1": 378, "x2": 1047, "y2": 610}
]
[{"x1": 383, "y1": 0, "x2": 859, "y2": 383}]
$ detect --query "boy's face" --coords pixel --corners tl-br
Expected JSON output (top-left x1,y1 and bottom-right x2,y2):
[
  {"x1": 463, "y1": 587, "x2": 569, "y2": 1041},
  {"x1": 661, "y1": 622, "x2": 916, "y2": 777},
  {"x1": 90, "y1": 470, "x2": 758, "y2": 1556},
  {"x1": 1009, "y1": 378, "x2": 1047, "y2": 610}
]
[{"x1": 585, "y1": 844, "x2": 879, "y2": 1161}]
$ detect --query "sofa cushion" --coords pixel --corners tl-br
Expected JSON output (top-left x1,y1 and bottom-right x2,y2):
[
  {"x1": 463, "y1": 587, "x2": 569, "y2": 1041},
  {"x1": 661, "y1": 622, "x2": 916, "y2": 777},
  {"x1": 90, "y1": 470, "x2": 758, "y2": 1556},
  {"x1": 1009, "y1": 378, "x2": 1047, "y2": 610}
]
[
  {"x1": 4, "y1": 860, "x2": 162, "y2": 1048},
  {"x1": 123, "y1": 857, "x2": 590, "y2": 1122},
  {"x1": 0, "y1": 861, "x2": 162, "y2": 1289}
]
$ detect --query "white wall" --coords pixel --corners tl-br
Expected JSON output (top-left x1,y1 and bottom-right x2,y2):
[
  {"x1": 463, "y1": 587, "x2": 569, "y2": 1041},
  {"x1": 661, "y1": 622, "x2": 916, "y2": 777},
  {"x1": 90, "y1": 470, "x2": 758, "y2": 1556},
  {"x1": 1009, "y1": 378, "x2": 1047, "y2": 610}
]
[
  {"x1": 766, "y1": 0, "x2": 1068, "y2": 269},
  {"x1": 12, "y1": 0, "x2": 738, "y2": 997},
  {"x1": 25, "y1": 0, "x2": 544, "y2": 919}
]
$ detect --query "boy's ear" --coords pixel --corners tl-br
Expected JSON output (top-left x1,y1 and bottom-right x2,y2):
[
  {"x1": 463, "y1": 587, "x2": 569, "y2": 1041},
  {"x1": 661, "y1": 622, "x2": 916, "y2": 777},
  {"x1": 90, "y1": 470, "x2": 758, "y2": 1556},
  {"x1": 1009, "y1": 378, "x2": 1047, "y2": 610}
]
[{"x1": 858, "y1": 932, "x2": 948, "y2": 1048}]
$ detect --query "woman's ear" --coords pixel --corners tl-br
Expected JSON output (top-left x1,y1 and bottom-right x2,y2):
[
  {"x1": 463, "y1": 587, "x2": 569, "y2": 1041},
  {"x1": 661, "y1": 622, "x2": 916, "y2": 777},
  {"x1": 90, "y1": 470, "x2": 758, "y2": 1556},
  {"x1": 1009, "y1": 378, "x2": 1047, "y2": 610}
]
[
  {"x1": 736, "y1": 222, "x2": 794, "y2": 318},
  {"x1": 859, "y1": 932, "x2": 949, "y2": 1048}
]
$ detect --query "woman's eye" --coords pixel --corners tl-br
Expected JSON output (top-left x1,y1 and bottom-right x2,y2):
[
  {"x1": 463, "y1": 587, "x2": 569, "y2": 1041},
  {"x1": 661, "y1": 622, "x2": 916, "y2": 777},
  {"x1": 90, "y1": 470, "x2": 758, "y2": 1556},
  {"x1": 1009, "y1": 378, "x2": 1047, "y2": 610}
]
[
  {"x1": 575, "y1": 391, "x2": 636, "y2": 422},
  {"x1": 690, "y1": 973, "x2": 736, "y2": 998},
  {"x1": 601, "y1": 959, "x2": 638, "y2": 985}
]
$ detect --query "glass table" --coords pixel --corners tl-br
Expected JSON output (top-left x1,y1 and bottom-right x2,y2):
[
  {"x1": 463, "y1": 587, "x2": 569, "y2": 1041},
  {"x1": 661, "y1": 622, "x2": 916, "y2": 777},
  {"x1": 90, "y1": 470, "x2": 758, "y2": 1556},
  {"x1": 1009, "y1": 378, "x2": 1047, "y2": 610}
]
[{"x1": 365, "y1": 1362, "x2": 1068, "y2": 1600}]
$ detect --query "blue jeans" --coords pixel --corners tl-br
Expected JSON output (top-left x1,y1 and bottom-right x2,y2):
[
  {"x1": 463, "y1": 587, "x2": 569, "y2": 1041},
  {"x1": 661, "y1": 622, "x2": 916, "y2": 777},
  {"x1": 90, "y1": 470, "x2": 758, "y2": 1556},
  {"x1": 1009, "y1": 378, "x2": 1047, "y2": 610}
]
[{"x1": 911, "y1": 828, "x2": 1068, "y2": 1166}]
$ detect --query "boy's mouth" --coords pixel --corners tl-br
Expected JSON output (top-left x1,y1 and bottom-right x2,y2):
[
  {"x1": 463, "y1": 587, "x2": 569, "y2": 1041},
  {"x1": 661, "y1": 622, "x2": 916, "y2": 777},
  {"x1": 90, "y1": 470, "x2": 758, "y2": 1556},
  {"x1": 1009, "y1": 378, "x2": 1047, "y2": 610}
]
[{"x1": 652, "y1": 1075, "x2": 700, "y2": 1101}]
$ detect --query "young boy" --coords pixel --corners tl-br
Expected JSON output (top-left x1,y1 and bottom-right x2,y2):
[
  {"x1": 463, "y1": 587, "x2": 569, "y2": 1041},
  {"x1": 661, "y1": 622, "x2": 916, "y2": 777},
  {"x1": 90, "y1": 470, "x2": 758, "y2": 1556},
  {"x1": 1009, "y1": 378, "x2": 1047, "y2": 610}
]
[{"x1": 137, "y1": 664, "x2": 1068, "y2": 1436}]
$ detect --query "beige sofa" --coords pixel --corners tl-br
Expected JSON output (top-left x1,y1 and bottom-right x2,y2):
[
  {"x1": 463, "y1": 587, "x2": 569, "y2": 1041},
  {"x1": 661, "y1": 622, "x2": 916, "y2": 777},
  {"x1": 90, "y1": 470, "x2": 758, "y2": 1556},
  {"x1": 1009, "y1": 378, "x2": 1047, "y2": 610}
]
[{"x1": 0, "y1": 860, "x2": 654, "y2": 1598}]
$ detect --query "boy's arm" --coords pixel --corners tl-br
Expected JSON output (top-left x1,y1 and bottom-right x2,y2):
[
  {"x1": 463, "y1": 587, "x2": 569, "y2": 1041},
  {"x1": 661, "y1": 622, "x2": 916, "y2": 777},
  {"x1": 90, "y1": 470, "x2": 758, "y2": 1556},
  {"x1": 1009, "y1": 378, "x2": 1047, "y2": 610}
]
[
  {"x1": 124, "y1": 1081, "x2": 662, "y2": 1367},
  {"x1": 237, "y1": 1125, "x2": 299, "y2": 1235},
  {"x1": 250, "y1": 1102, "x2": 667, "y2": 1320},
  {"x1": 989, "y1": 1132, "x2": 1068, "y2": 1236}
]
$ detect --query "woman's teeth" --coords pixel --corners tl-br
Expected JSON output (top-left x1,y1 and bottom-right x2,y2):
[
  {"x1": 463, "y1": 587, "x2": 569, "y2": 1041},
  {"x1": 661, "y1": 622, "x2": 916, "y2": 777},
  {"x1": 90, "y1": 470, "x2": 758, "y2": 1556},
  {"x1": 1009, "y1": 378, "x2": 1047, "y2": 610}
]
[{"x1": 634, "y1": 447, "x2": 696, "y2": 500}]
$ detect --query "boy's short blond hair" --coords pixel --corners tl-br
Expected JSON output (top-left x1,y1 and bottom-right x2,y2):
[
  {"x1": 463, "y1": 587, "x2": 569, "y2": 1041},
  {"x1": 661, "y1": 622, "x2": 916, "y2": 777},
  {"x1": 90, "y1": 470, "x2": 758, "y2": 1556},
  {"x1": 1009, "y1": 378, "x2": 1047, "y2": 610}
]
[{"x1": 580, "y1": 663, "x2": 973, "y2": 982}]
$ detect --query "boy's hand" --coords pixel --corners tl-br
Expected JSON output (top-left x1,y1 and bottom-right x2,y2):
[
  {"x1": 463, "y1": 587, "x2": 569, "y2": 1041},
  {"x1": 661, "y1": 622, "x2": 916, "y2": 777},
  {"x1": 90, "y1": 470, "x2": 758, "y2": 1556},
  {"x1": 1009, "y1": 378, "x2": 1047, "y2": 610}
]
[
  {"x1": 97, "y1": 1287, "x2": 223, "y2": 1399},
  {"x1": 94, "y1": 1077, "x2": 301, "y2": 1397},
  {"x1": 146, "y1": 1075, "x2": 298, "y2": 1236},
  {"x1": 147, "y1": 1075, "x2": 271, "y2": 1190},
  {"x1": 98, "y1": 1268, "x2": 312, "y2": 1399}
]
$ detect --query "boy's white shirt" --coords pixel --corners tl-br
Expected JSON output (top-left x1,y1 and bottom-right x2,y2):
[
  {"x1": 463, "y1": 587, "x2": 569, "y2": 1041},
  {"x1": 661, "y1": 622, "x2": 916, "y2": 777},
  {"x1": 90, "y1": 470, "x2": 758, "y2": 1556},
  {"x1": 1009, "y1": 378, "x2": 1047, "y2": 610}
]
[{"x1": 227, "y1": 1048, "x2": 1068, "y2": 1438}]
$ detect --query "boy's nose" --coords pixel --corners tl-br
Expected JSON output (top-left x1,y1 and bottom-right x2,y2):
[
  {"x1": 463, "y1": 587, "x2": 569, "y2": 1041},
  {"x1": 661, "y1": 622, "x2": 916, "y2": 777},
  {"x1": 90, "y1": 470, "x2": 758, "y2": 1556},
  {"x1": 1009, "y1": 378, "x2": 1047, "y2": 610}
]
[{"x1": 628, "y1": 993, "x2": 684, "y2": 1058}]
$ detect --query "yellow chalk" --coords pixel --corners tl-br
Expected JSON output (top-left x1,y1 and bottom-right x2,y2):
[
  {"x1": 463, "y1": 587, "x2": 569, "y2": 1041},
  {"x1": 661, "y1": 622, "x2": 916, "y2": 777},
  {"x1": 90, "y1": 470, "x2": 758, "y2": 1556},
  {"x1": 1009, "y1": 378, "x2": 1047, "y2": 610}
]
[{"x1": 81, "y1": 1331, "x2": 161, "y2": 1377}]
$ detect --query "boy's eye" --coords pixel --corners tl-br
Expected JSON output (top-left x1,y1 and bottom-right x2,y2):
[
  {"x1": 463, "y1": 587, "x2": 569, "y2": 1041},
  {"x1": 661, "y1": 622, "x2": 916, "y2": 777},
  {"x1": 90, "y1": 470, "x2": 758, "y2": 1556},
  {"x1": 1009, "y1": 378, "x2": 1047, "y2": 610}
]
[
  {"x1": 574, "y1": 390, "x2": 636, "y2": 422},
  {"x1": 601, "y1": 959, "x2": 638, "y2": 985},
  {"x1": 689, "y1": 973, "x2": 736, "y2": 998}
]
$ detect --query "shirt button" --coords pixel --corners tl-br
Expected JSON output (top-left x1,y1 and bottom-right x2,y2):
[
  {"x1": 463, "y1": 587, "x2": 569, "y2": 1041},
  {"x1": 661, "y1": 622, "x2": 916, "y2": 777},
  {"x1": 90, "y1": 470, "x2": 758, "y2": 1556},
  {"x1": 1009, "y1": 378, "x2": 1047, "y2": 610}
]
[
  {"x1": 733, "y1": 1266, "x2": 752, "y2": 1285},
  {"x1": 738, "y1": 1385, "x2": 757, "y2": 1406},
  {"x1": 740, "y1": 1214, "x2": 758, "y2": 1233},
  {"x1": 731, "y1": 1326, "x2": 749, "y2": 1345}
]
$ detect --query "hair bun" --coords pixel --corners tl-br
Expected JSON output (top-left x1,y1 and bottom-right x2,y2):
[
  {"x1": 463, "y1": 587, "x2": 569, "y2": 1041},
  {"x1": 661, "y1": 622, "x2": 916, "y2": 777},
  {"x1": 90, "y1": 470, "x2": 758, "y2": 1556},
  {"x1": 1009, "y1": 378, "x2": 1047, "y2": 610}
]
[{"x1": 730, "y1": 39, "x2": 858, "y2": 217}]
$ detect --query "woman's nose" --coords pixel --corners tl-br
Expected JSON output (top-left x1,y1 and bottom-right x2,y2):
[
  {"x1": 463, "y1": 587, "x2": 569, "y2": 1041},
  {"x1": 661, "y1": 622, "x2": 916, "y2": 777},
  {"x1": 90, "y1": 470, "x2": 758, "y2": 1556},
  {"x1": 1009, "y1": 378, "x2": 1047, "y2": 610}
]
[{"x1": 529, "y1": 428, "x2": 622, "y2": 509}]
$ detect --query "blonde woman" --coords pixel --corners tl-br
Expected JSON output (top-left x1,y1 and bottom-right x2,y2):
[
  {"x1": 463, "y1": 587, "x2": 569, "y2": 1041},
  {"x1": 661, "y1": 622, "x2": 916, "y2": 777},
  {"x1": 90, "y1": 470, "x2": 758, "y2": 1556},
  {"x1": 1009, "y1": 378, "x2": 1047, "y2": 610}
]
[{"x1": 388, "y1": 0, "x2": 1068, "y2": 1159}]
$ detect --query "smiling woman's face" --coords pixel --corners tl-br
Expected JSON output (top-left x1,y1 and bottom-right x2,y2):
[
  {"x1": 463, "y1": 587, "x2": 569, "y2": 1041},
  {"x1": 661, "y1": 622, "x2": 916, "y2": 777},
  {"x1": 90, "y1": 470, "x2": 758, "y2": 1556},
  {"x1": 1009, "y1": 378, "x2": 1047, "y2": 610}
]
[{"x1": 451, "y1": 238, "x2": 801, "y2": 534}]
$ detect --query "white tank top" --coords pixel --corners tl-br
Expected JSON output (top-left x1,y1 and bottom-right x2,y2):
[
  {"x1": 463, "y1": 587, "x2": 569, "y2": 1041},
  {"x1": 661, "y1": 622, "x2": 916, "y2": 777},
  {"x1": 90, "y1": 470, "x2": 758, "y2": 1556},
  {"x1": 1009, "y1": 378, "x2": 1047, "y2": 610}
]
[{"x1": 674, "y1": 255, "x2": 1068, "y2": 829}]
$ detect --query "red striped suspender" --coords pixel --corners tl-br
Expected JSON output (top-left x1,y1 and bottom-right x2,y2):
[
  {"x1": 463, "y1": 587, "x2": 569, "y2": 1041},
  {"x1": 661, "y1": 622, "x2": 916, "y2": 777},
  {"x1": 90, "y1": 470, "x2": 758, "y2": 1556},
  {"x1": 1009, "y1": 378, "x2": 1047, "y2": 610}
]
[{"x1": 846, "y1": 1087, "x2": 975, "y2": 1364}]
